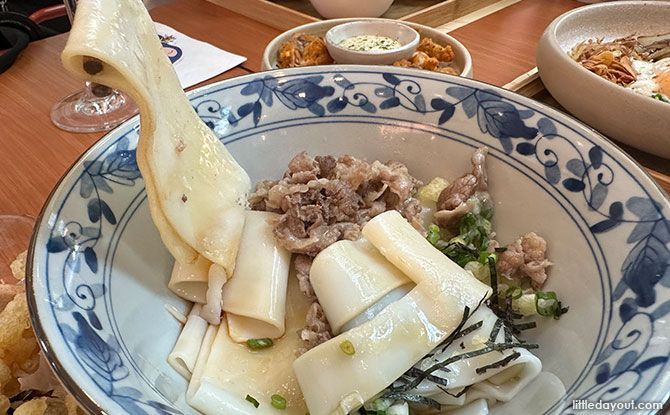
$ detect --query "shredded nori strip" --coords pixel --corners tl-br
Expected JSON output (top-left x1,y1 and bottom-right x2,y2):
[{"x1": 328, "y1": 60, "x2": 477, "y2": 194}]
[
  {"x1": 453, "y1": 320, "x2": 484, "y2": 341},
  {"x1": 441, "y1": 305, "x2": 474, "y2": 346},
  {"x1": 488, "y1": 318, "x2": 503, "y2": 343},
  {"x1": 439, "y1": 241, "x2": 482, "y2": 267},
  {"x1": 504, "y1": 325, "x2": 513, "y2": 343},
  {"x1": 407, "y1": 367, "x2": 450, "y2": 386},
  {"x1": 437, "y1": 385, "x2": 470, "y2": 398},
  {"x1": 555, "y1": 304, "x2": 570, "y2": 319},
  {"x1": 383, "y1": 393, "x2": 441, "y2": 410},
  {"x1": 488, "y1": 256, "x2": 499, "y2": 302},
  {"x1": 398, "y1": 213, "x2": 563, "y2": 410},
  {"x1": 513, "y1": 321, "x2": 537, "y2": 332},
  {"x1": 390, "y1": 375, "x2": 412, "y2": 390},
  {"x1": 425, "y1": 342, "x2": 537, "y2": 376},
  {"x1": 394, "y1": 342, "x2": 538, "y2": 393},
  {"x1": 425, "y1": 296, "x2": 486, "y2": 359},
  {"x1": 439, "y1": 320, "x2": 484, "y2": 355},
  {"x1": 383, "y1": 240, "x2": 548, "y2": 409},
  {"x1": 491, "y1": 292, "x2": 524, "y2": 333},
  {"x1": 392, "y1": 291, "x2": 537, "y2": 398},
  {"x1": 486, "y1": 256, "x2": 527, "y2": 331},
  {"x1": 475, "y1": 351, "x2": 521, "y2": 375}
]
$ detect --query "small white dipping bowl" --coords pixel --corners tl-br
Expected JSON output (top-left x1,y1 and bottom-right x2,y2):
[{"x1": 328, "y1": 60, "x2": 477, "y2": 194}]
[
  {"x1": 308, "y1": 0, "x2": 394, "y2": 19},
  {"x1": 325, "y1": 21, "x2": 419, "y2": 65}
]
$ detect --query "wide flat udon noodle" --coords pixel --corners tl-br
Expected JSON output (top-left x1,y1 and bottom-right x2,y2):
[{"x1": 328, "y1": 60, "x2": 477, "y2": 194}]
[
  {"x1": 362, "y1": 212, "x2": 548, "y2": 412},
  {"x1": 222, "y1": 211, "x2": 292, "y2": 342},
  {"x1": 409, "y1": 305, "x2": 542, "y2": 409},
  {"x1": 168, "y1": 304, "x2": 208, "y2": 379},
  {"x1": 61, "y1": 0, "x2": 250, "y2": 274},
  {"x1": 188, "y1": 272, "x2": 311, "y2": 415},
  {"x1": 169, "y1": 255, "x2": 211, "y2": 303},
  {"x1": 294, "y1": 211, "x2": 494, "y2": 415},
  {"x1": 310, "y1": 238, "x2": 412, "y2": 335},
  {"x1": 296, "y1": 211, "x2": 552, "y2": 414}
]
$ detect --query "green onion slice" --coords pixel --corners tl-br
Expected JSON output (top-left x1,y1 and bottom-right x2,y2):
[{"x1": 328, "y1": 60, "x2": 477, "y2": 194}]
[
  {"x1": 506, "y1": 286, "x2": 523, "y2": 300},
  {"x1": 535, "y1": 291, "x2": 559, "y2": 317},
  {"x1": 271, "y1": 394, "x2": 287, "y2": 410},
  {"x1": 339, "y1": 340, "x2": 356, "y2": 356},
  {"x1": 427, "y1": 224, "x2": 441, "y2": 245},
  {"x1": 247, "y1": 338, "x2": 273, "y2": 350}
]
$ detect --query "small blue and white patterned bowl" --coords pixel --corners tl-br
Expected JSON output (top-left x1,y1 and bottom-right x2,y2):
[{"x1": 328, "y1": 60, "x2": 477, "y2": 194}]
[{"x1": 27, "y1": 66, "x2": 670, "y2": 414}]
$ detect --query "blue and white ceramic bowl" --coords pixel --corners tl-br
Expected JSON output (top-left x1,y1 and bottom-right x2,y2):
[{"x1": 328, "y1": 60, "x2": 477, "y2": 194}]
[{"x1": 28, "y1": 66, "x2": 670, "y2": 414}]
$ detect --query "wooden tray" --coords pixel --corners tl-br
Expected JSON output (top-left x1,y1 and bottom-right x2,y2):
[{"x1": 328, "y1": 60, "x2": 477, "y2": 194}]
[{"x1": 205, "y1": 0, "x2": 506, "y2": 31}]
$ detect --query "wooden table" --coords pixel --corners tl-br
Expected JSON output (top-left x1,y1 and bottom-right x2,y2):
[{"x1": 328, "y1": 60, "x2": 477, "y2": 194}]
[
  {"x1": 0, "y1": 0, "x2": 668, "y2": 224},
  {"x1": 448, "y1": 0, "x2": 582, "y2": 86}
]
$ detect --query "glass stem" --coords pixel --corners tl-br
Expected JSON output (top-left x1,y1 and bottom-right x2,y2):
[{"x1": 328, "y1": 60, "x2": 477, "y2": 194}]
[{"x1": 85, "y1": 81, "x2": 114, "y2": 99}]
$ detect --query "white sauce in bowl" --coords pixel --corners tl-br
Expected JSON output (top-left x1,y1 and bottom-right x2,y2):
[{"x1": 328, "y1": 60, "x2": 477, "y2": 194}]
[{"x1": 339, "y1": 35, "x2": 402, "y2": 51}]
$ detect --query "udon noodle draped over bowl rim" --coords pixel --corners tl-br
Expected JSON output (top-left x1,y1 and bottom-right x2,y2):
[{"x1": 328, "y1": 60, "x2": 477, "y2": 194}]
[{"x1": 59, "y1": 0, "x2": 569, "y2": 413}]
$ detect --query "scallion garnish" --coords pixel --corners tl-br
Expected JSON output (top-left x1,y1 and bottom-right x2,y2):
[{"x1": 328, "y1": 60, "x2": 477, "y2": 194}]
[
  {"x1": 270, "y1": 394, "x2": 287, "y2": 410},
  {"x1": 458, "y1": 211, "x2": 493, "y2": 251},
  {"x1": 427, "y1": 224, "x2": 441, "y2": 245},
  {"x1": 247, "y1": 338, "x2": 273, "y2": 350},
  {"x1": 245, "y1": 394, "x2": 259, "y2": 408},
  {"x1": 651, "y1": 93, "x2": 669, "y2": 103},
  {"x1": 339, "y1": 340, "x2": 356, "y2": 356},
  {"x1": 440, "y1": 241, "x2": 481, "y2": 267},
  {"x1": 478, "y1": 251, "x2": 496, "y2": 264},
  {"x1": 506, "y1": 286, "x2": 523, "y2": 300},
  {"x1": 535, "y1": 291, "x2": 569, "y2": 319}
]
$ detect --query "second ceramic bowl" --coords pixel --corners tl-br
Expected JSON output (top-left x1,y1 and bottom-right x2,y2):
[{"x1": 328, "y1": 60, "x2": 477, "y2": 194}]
[
  {"x1": 537, "y1": 1, "x2": 670, "y2": 158},
  {"x1": 262, "y1": 18, "x2": 473, "y2": 78}
]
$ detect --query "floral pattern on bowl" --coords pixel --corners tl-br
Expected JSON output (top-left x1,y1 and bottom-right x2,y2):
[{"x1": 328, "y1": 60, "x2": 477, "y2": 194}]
[{"x1": 28, "y1": 66, "x2": 670, "y2": 414}]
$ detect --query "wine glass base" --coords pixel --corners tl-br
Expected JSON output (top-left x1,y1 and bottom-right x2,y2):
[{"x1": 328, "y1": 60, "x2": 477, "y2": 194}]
[{"x1": 51, "y1": 88, "x2": 137, "y2": 133}]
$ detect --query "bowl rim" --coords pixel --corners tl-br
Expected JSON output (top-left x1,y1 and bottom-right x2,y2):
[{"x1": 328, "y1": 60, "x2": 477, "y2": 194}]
[
  {"x1": 26, "y1": 64, "x2": 670, "y2": 415},
  {"x1": 261, "y1": 17, "x2": 473, "y2": 77},
  {"x1": 324, "y1": 20, "x2": 420, "y2": 56},
  {"x1": 307, "y1": 0, "x2": 394, "y2": 20},
  {"x1": 540, "y1": 0, "x2": 670, "y2": 112}
]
